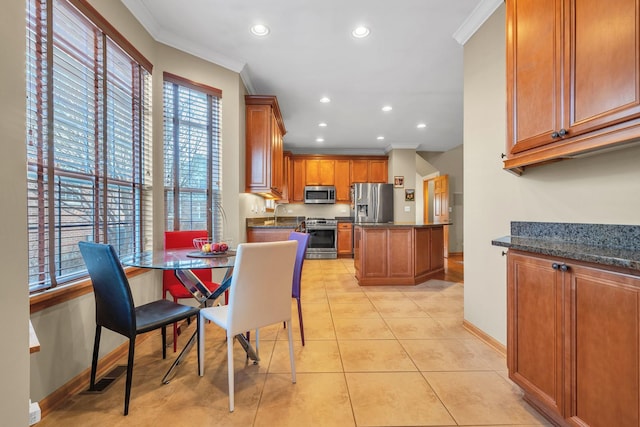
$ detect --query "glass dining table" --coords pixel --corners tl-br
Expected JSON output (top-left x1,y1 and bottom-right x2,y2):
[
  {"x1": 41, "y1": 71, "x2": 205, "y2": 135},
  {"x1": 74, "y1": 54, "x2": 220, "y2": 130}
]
[{"x1": 121, "y1": 247, "x2": 258, "y2": 383}]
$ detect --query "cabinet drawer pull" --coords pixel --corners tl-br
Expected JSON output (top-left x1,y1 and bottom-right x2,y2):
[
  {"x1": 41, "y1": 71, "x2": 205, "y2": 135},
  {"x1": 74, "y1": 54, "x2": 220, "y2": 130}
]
[
  {"x1": 552, "y1": 263, "x2": 559, "y2": 270},
  {"x1": 560, "y1": 264, "x2": 569, "y2": 272},
  {"x1": 551, "y1": 131, "x2": 559, "y2": 139},
  {"x1": 558, "y1": 128, "x2": 568, "y2": 137}
]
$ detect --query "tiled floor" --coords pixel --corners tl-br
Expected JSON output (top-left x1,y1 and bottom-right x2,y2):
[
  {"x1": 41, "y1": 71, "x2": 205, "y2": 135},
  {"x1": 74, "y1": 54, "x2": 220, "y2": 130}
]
[{"x1": 38, "y1": 257, "x2": 551, "y2": 427}]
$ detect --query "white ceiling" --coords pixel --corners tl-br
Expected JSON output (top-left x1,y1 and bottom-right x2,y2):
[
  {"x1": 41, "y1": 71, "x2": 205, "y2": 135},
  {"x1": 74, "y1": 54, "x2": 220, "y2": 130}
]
[{"x1": 122, "y1": 0, "x2": 483, "y2": 154}]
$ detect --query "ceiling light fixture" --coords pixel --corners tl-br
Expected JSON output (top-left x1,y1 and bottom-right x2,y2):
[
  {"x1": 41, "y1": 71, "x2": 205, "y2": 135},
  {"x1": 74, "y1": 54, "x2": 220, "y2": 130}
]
[
  {"x1": 377, "y1": 136, "x2": 385, "y2": 140},
  {"x1": 250, "y1": 24, "x2": 270, "y2": 37},
  {"x1": 316, "y1": 137, "x2": 324, "y2": 143},
  {"x1": 318, "y1": 122, "x2": 327, "y2": 127},
  {"x1": 320, "y1": 97, "x2": 331, "y2": 103},
  {"x1": 382, "y1": 105, "x2": 392, "y2": 112},
  {"x1": 352, "y1": 26, "x2": 370, "y2": 38},
  {"x1": 417, "y1": 123, "x2": 427, "y2": 129}
]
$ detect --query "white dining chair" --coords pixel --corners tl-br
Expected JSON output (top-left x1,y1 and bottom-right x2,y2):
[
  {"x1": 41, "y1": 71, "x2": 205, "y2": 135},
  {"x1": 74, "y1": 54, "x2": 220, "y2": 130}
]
[{"x1": 197, "y1": 240, "x2": 298, "y2": 412}]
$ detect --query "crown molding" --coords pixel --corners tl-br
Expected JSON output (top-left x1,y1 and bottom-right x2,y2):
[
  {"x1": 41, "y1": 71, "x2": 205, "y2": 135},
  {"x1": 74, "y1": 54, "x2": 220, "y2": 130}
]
[
  {"x1": 386, "y1": 144, "x2": 420, "y2": 153},
  {"x1": 240, "y1": 66, "x2": 256, "y2": 94},
  {"x1": 452, "y1": 0, "x2": 503, "y2": 45}
]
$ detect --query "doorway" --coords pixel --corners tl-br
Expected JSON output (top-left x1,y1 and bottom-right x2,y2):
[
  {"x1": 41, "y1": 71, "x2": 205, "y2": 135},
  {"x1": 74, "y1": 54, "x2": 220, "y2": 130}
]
[{"x1": 423, "y1": 174, "x2": 449, "y2": 258}]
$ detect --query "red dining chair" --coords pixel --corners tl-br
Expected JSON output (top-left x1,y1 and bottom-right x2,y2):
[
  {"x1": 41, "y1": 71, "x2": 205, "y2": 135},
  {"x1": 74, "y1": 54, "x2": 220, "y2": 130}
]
[{"x1": 164, "y1": 230, "x2": 222, "y2": 352}]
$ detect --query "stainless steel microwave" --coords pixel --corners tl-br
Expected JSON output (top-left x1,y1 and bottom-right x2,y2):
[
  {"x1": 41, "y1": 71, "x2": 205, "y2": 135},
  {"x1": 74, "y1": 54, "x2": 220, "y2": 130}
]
[{"x1": 304, "y1": 186, "x2": 336, "y2": 204}]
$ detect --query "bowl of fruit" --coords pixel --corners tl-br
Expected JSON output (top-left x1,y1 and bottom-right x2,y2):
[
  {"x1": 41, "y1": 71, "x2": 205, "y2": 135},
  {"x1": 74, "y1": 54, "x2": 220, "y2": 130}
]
[{"x1": 193, "y1": 238, "x2": 229, "y2": 255}]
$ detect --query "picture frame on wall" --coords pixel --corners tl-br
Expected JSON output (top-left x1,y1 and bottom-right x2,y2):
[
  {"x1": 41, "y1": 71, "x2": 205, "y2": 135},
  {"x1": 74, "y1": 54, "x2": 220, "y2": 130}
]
[
  {"x1": 405, "y1": 189, "x2": 415, "y2": 201},
  {"x1": 394, "y1": 176, "x2": 404, "y2": 188}
]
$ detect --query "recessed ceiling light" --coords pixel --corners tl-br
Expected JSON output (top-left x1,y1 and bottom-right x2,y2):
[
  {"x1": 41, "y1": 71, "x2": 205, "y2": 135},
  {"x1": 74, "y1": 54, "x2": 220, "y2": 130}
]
[
  {"x1": 376, "y1": 136, "x2": 385, "y2": 140},
  {"x1": 318, "y1": 122, "x2": 327, "y2": 127},
  {"x1": 316, "y1": 137, "x2": 324, "y2": 143},
  {"x1": 417, "y1": 123, "x2": 427, "y2": 129},
  {"x1": 382, "y1": 105, "x2": 392, "y2": 112},
  {"x1": 250, "y1": 24, "x2": 270, "y2": 37},
  {"x1": 320, "y1": 97, "x2": 331, "y2": 103},
  {"x1": 352, "y1": 26, "x2": 370, "y2": 38}
]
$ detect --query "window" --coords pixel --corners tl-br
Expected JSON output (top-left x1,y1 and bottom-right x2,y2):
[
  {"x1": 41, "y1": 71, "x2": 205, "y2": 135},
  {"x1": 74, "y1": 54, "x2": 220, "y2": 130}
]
[
  {"x1": 163, "y1": 73, "x2": 223, "y2": 239},
  {"x1": 26, "y1": 0, "x2": 152, "y2": 293}
]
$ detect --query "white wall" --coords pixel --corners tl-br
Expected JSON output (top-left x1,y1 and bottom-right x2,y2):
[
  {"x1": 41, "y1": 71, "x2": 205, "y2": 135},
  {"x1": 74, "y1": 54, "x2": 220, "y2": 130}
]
[
  {"x1": 464, "y1": 4, "x2": 640, "y2": 344},
  {"x1": 0, "y1": 1, "x2": 30, "y2": 424}
]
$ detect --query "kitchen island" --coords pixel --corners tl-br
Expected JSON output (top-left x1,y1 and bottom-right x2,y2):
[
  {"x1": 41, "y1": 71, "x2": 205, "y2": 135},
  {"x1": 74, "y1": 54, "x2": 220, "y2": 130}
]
[{"x1": 354, "y1": 222, "x2": 447, "y2": 286}]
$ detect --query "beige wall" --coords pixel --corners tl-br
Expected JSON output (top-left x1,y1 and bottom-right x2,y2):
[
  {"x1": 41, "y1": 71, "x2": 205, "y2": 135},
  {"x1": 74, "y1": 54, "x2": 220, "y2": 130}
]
[
  {"x1": 388, "y1": 149, "x2": 418, "y2": 222},
  {"x1": 463, "y1": 4, "x2": 640, "y2": 344},
  {"x1": 26, "y1": 0, "x2": 248, "y2": 405},
  {"x1": 0, "y1": 1, "x2": 30, "y2": 424}
]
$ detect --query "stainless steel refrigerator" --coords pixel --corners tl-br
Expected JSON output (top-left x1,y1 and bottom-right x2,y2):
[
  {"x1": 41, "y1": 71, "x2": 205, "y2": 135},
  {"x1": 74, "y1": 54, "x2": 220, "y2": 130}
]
[{"x1": 353, "y1": 183, "x2": 394, "y2": 223}]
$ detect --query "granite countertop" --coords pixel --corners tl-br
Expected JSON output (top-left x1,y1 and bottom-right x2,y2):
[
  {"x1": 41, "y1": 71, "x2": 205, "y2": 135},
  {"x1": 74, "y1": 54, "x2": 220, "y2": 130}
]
[
  {"x1": 492, "y1": 222, "x2": 640, "y2": 271},
  {"x1": 246, "y1": 216, "x2": 305, "y2": 229},
  {"x1": 355, "y1": 221, "x2": 451, "y2": 228}
]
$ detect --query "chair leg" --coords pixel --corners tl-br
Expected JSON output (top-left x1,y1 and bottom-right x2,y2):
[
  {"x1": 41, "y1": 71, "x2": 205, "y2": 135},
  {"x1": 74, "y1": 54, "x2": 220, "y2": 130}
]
[
  {"x1": 198, "y1": 313, "x2": 205, "y2": 377},
  {"x1": 124, "y1": 338, "x2": 135, "y2": 416},
  {"x1": 255, "y1": 329, "x2": 260, "y2": 360},
  {"x1": 227, "y1": 333, "x2": 235, "y2": 412},
  {"x1": 196, "y1": 312, "x2": 201, "y2": 376},
  {"x1": 162, "y1": 326, "x2": 167, "y2": 359},
  {"x1": 89, "y1": 326, "x2": 102, "y2": 390},
  {"x1": 286, "y1": 320, "x2": 296, "y2": 384},
  {"x1": 297, "y1": 298, "x2": 305, "y2": 346},
  {"x1": 172, "y1": 296, "x2": 179, "y2": 353}
]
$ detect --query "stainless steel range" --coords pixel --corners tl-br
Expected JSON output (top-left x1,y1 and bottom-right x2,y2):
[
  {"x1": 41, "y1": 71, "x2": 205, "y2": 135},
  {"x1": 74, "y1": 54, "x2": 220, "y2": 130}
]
[{"x1": 304, "y1": 218, "x2": 337, "y2": 259}]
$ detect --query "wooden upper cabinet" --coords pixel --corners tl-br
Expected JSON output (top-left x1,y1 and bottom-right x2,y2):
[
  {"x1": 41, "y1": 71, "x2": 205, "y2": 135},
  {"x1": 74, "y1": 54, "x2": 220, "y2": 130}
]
[
  {"x1": 291, "y1": 157, "x2": 305, "y2": 202},
  {"x1": 505, "y1": 0, "x2": 640, "y2": 174},
  {"x1": 280, "y1": 151, "x2": 292, "y2": 203},
  {"x1": 350, "y1": 160, "x2": 369, "y2": 183},
  {"x1": 305, "y1": 159, "x2": 335, "y2": 186},
  {"x1": 245, "y1": 95, "x2": 286, "y2": 198},
  {"x1": 368, "y1": 159, "x2": 388, "y2": 183},
  {"x1": 334, "y1": 160, "x2": 351, "y2": 202}
]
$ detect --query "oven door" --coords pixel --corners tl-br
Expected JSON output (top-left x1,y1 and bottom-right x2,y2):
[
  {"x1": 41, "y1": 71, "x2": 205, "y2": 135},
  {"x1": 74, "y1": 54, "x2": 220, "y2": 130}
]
[{"x1": 306, "y1": 226, "x2": 337, "y2": 259}]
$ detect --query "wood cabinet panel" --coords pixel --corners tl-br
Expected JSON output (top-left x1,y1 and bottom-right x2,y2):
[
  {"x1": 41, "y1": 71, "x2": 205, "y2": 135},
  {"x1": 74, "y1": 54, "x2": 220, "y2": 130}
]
[
  {"x1": 505, "y1": 0, "x2": 640, "y2": 174},
  {"x1": 368, "y1": 159, "x2": 388, "y2": 183},
  {"x1": 388, "y1": 228, "x2": 412, "y2": 277},
  {"x1": 350, "y1": 160, "x2": 369, "y2": 183},
  {"x1": 507, "y1": 250, "x2": 640, "y2": 426},
  {"x1": 247, "y1": 228, "x2": 294, "y2": 243},
  {"x1": 361, "y1": 228, "x2": 388, "y2": 278},
  {"x1": 429, "y1": 226, "x2": 444, "y2": 271},
  {"x1": 305, "y1": 159, "x2": 335, "y2": 186},
  {"x1": 337, "y1": 222, "x2": 353, "y2": 257},
  {"x1": 291, "y1": 158, "x2": 305, "y2": 202},
  {"x1": 567, "y1": 266, "x2": 640, "y2": 427},
  {"x1": 507, "y1": 252, "x2": 564, "y2": 419},
  {"x1": 355, "y1": 225, "x2": 444, "y2": 286},
  {"x1": 245, "y1": 96, "x2": 286, "y2": 198},
  {"x1": 334, "y1": 160, "x2": 351, "y2": 202}
]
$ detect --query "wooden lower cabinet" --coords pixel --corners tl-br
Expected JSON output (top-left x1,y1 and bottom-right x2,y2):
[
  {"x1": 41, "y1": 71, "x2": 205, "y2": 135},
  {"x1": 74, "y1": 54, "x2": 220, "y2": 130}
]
[
  {"x1": 355, "y1": 225, "x2": 444, "y2": 286},
  {"x1": 507, "y1": 250, "x2": 640, "y2": 427},
  {"x1": 246, "y1": 228, "x2": 295, "y2": 243},
  {"x1": 337, "y1": 222, "x2": 353, "y2": 257}
]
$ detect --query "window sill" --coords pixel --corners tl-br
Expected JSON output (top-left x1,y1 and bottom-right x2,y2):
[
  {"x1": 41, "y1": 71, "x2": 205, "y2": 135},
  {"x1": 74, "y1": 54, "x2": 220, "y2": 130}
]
[{"x1": 29, "y1": 267, "x2": 149, "y2": 314}]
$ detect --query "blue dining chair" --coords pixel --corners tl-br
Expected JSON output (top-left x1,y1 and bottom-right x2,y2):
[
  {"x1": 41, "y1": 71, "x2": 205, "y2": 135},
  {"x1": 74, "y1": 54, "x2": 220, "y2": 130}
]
[
  {"x1": 79, "y1": 241, "x2": 201, "y2": 416},
  {"x1": 288, "y1": 231, "x2": 310, "y2": 345}
]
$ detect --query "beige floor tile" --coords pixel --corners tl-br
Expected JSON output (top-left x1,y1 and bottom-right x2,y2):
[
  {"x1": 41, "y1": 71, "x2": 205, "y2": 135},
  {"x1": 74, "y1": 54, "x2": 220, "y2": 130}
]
[
  {"x1": 414, "y1": 295, "x2": 464, "y2": 318},
  {"x1": 277, "y1": 310, "x2": 336, "y2": 341},
  {"x1": 372, "y1": 299, "x2": 430, "y2": 318},
  {"x1": 346, "y1": 372, "x2": 455, "y2": 426},
  {"x1": 333, "y1": 317, "x2": 395, "y2": 340},
  {"x1": 330, "y1": 301, "x2": 380, "y2": 319},
  {"x1": 269, "y1": 339, "x2": 342, "y2": 373},
  {"x1": 423, "y1": 371, "x2": 550, "y2": 426},
  {"x1": 384, "y1": 317, "x2": 451, "y2": 339},
  {"x1": 401, "y1": 338, "x2": 506, "y2": 371},
  {"x1": 326, "y1": 291, "x2": 370, "y2": 304},
  {"x1": 339, "y1": 339, "x2": 417, "y2": 372},
  {"x1": 255, "y1": 373, "x2": 355, "y2": 427}
]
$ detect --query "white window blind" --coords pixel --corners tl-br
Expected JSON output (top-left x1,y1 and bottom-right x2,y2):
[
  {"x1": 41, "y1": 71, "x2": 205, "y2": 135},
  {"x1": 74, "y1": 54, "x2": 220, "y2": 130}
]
[
  {"x1": 26, "y1": 0, "x2": 152, "y2": 292},
  {"x1": 163, "y1": 73, "x2": 223, "y2": 239}
]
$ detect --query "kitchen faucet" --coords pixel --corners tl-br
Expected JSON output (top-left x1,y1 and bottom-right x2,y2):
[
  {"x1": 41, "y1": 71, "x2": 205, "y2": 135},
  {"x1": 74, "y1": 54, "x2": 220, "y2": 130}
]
[{"x1": 273, "y1": 204, "x2": 286, "y2": 225}]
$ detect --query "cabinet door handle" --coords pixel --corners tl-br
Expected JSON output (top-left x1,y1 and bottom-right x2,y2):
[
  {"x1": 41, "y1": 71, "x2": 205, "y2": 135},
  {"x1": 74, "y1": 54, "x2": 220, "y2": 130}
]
[
  {"x1": 552, "y1": 263, "x2": 560, "y2": 270},
  {"x1": 551, "y1": 131, "x2": 559, "y2": 139},
  {"x1": 558, "y1": 128, "x2": 568, "y2": 137},
  {"x1": 560, "y1": 264, "x2": 569, "y2": 272}
]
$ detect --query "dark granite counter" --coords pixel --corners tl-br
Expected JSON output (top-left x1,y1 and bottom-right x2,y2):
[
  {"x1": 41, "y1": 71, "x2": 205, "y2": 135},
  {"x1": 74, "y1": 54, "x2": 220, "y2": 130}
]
[
  {"x1": 246, "y1": 216, "x2": 304, "y2": 229},
  {"x1": 492, "y1": 222, "x2": 640, "y2": 271}
]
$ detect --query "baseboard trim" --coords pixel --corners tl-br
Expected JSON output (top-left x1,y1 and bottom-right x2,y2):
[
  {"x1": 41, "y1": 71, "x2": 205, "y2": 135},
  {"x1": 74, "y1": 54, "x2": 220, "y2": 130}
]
[
  {"x1": 38, "y1": 332, "x2": 155, "y2": 419},
  {"x1": 462, "y1": 319, "x2": 506, "y2": 357}
]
